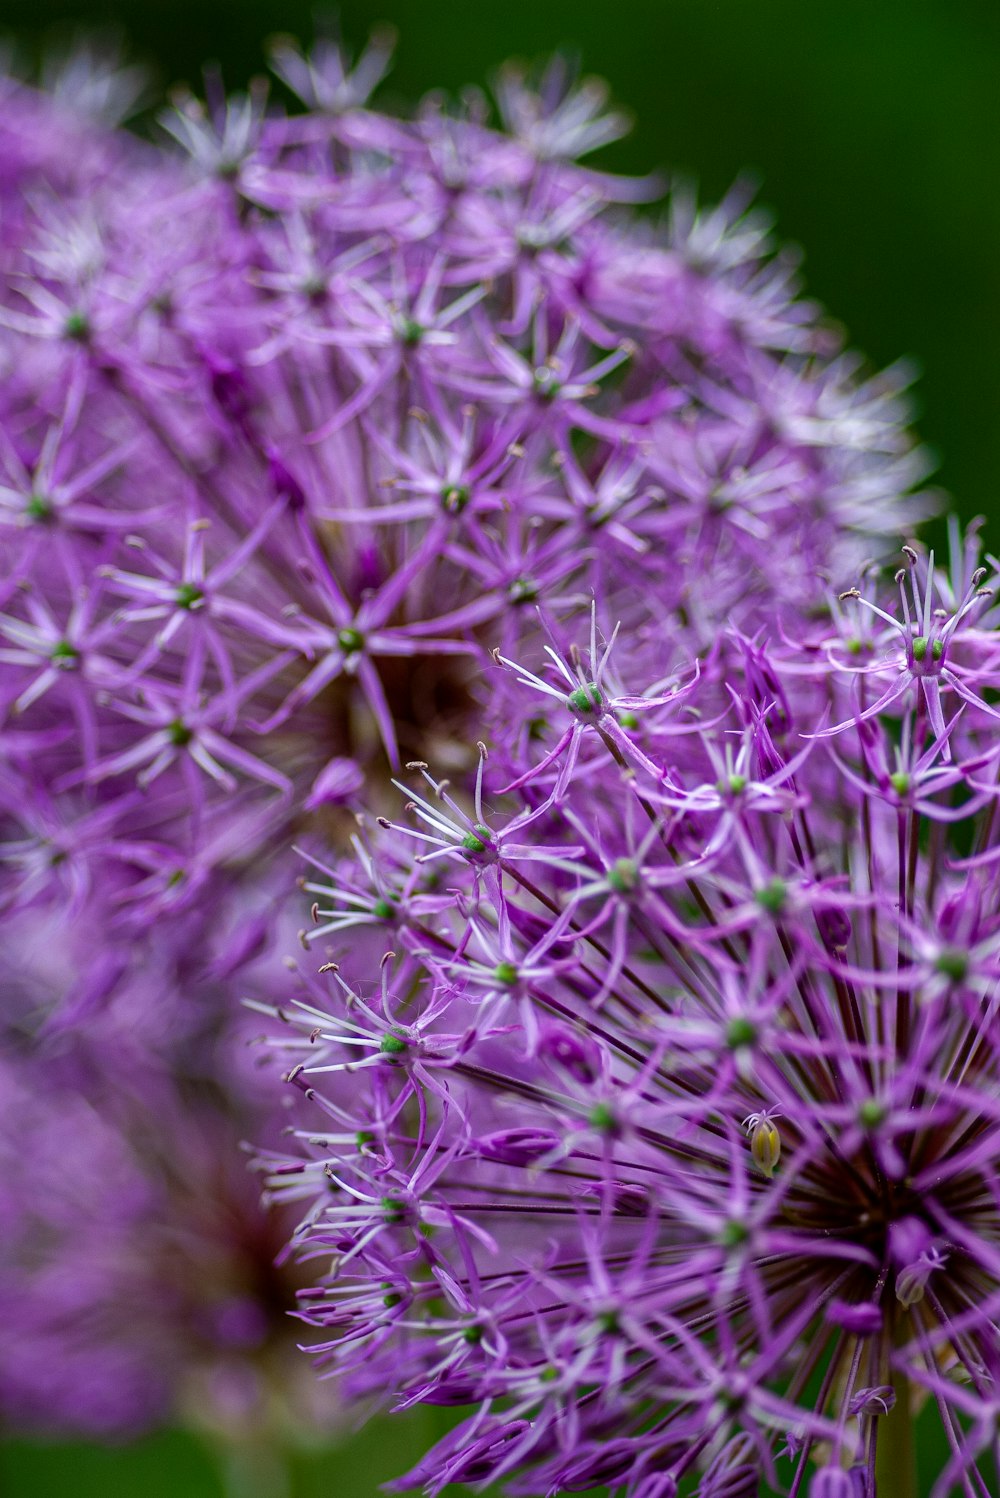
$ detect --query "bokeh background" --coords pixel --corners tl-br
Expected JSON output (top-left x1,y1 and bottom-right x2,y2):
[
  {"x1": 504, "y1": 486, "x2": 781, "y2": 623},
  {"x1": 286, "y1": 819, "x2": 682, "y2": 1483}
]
[{"x1": 0, "y1": 1, "x2": 996, "y2": 1494}]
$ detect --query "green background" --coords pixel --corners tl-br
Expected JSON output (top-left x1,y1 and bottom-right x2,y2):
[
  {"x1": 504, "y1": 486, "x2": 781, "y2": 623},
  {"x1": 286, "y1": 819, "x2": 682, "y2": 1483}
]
[{"x1": 1, "y1": 0, "x2": 996, "y2": 1493}]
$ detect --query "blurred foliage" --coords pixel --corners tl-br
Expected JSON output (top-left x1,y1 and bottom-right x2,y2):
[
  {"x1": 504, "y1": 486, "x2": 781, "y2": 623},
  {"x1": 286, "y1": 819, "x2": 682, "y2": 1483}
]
[
  {"x1": 0, "y1": 1401, "x2": 958, "y2": 1496},
  {"x1": 0, "y1": 1412, "x2": 488, "y2": 1498},
  {"x1": 0, "y1": 0, "x2": 995, "y2": 1492}
]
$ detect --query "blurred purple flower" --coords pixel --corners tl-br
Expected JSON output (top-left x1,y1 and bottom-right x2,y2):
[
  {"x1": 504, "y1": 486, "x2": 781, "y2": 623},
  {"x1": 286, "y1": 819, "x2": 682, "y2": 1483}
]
[
  {"x1": 0, "y1": 897, "x2": 337, "y2": 1445},
  {"x1": 0, "y1": 25, "x2": 963, "y2": 1489}
]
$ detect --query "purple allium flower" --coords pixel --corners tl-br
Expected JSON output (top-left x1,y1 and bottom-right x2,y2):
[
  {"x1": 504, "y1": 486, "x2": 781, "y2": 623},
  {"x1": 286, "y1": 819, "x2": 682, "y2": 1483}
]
[
  {"x1": 0, "y1": 28, "x2": 955, "y2": 1473},
  {"x1": 260, "y1": 530, "x2": 1000, "y2": 1497},
  {"x1": 0, "y1": 36, "x2": 932, "y2": 971}
]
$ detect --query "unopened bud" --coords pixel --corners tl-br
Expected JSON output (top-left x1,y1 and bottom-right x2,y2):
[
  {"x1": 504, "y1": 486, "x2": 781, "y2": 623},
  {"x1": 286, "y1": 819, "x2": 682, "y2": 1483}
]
[
  {"x1": 743, "y1": 1110, "x2": 781, "y2": 1177},
  {"x1": 810, "y1": 1468, "x2": 860, "y2": 1498},
  {"x1": 825, "y1": 1298, "x2": 882, "y2": 1336},
  {"x1": 848, "y1": 1385, "x2": 896, "y2": 1418},
  {"x1": 896, "y1": 1248, "x2": 946, "y2": 1307}
]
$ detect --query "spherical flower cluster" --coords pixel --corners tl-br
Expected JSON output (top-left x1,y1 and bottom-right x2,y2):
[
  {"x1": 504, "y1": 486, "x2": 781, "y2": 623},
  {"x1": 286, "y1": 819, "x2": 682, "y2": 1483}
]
[
  {"x1": 260, "y1": 534, "x2": 1000, "y2": 1498},
  {"x1": 0, "y1": 38, "x2": 931, "y2": 986},
  {"x1": 0, "y1": 31, "x2": 941, "y2": 1462}
]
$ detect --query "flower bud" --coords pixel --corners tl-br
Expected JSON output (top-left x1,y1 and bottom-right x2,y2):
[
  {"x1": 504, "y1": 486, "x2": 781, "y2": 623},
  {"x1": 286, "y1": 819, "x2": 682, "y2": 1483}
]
[
  {"x1": 474, "y1": 1128, "x2": 561, "y2": 1166},
  {"x1": 810, "y1": 1468, "x2": 861, "y2": 1498},
  {"x1": 539, "y1": 1023, "x2": 605, "y2": 1084},
  {"x1": 633, "y1": 1476, "x2": 678, "y2": 1498},
  {"x1": 816, "y1": 906, "x2": 852, "y2": 952},
  {"x1": 305, "y1": 756, "x2": 366, "y2": 809},
  {"x1": 825, "y1": 1299, "x2": 882, "y2": 1336},
  {"x1": 744, "y1": 1110, "x2": 781, "y2": 1177},
  {"x1": 849, "y1": 1385, "x2": 896, "y2": 1417},
  {"x1": 896, "y1": 1248, "x2": 947, "y2": 1307}
]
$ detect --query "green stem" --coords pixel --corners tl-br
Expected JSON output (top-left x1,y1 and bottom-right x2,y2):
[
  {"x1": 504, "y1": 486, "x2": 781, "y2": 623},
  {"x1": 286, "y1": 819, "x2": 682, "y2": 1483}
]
[
  {"x1": 875, "y1": 1373, "x2": 917, "y2": 1498},
  {"x1": 213, "y1": 1437, "x2": 293, "y2": 1498}
]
